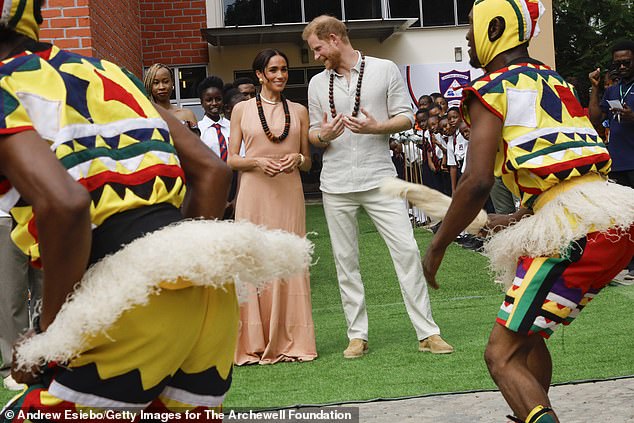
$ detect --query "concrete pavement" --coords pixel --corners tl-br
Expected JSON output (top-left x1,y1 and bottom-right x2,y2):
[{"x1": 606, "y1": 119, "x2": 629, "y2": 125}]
[{"x1": 350, "y1": 377, "x2": 634, "y2": 422}]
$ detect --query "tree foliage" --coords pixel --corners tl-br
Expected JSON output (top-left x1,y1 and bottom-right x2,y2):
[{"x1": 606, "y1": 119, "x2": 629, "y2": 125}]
[{"x1": 553, "y1": 0, "x2": 634, "y2": 105}]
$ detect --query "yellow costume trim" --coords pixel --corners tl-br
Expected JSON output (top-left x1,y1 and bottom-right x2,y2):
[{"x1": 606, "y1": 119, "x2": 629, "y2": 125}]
[
  {"x1": 473, "y1": 0, "x2": 545, "y2": 67},
  {"x1": 525, "y1": 405, "x2": 555, "y2": 422},
  {"x1": 532, "y1": 172, "x2": 604, "y2": 212},
  {"x1": 0, "y1": 0, "x2": 41, "y2": 40}
]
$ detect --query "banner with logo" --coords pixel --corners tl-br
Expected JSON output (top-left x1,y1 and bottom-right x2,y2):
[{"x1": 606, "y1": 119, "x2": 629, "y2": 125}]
[{"x1": 399, "y1": 63, "x2": 484, "y2": 109}]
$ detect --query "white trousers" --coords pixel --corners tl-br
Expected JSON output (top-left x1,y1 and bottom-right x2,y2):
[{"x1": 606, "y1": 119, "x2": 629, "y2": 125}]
[{"x1": 322, "y1": 188, "x2": 440, "y2": 341}]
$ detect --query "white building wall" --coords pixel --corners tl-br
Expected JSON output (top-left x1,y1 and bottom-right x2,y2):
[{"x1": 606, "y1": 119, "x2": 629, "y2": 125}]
[{"x1": 203, "y1": 0, "x2": 554, "y2": 83}]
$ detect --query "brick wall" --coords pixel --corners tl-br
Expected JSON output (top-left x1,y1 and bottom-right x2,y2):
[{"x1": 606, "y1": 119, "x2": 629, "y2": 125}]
[
  {"x1": 89, "y1": 0, "x2": 142, "y2": 76},
  {"x1": 139, "y1": 0, "x2": 209, "y2": 67},
  {"x1": 40, "y1": 0, "x2": 143, "y2": 76},
  {"x1": 39, "y1": 0, "x2": 208, "y2": 75},
  {"x1": 40, "y1": 0, "x2": 93, "y2": 56}
]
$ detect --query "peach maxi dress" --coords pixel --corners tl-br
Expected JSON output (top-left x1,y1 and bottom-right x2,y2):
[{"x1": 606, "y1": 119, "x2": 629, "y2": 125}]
[{"x1": 234, "y1": 97, "x2": 317, "y2": 365}]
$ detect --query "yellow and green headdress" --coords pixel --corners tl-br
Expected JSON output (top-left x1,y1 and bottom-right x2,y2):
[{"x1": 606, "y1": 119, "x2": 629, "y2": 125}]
[
  {"x1": 0, "y1": 0, "x2": 42, "y2": 40},
  {"x1": 472, "y1": 0, "x2": 545, "y2": 67}
]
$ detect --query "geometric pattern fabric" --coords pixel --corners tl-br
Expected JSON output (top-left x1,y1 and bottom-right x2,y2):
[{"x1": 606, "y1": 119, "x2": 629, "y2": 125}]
[
  {"x1": 0, "y1": 42, "x2": 185, "y2": 265},
  {"x1": 462, "y1": 61, "x2": 611, "y2": 208}
]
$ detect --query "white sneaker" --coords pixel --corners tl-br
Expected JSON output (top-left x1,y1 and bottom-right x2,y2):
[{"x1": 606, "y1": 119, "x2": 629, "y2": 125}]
[{"x1": 3, "y1": 375, "x2": 26, "y2": 391}]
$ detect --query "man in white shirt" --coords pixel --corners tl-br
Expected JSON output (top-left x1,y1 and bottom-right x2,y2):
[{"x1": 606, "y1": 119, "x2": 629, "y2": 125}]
[{"x1": 303, "y1": 15, "x2": 453, "y2": 359}]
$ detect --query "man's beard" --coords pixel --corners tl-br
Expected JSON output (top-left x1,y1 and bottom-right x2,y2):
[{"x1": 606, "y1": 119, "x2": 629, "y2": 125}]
[{"x1": 325, "y1": 50, "x2": 342, "y2": 70}]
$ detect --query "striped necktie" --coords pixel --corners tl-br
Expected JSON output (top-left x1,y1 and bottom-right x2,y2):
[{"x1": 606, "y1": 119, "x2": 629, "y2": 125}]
[{"x1": 212, "y1": 123, "x2": 228, "y2": 162}]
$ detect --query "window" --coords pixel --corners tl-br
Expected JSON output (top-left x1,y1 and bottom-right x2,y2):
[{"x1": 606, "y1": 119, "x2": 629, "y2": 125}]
[
  {"x1": 223, "y1": 0, "x2": 473, "y2": 27},
  {"x1": 178, "y1": 67, "x2": 208, "y2": 100},
  {"x1": 345, "y1": 0, "x2": 382, "y2": 20},
  {"x1": 386, "y1": 0, "x2": 420, "y2": 26},
  {"x1": 304, "y1": 0, "x2": 342, "y2": 21},
  {"x1": 224, "y1": 0, "x2": 262, "y2": 26},
  {"x1": 265, "y1": 0, "x2": 302, "y2": 24},
  {"x1": 457, "y1": 0, "x2": 472, "y2": 24},
  {"x1": 387, "y1": 0, "x2": 473, "y2": 27},
  {"x1": 422, "y1": 0, "x2": 455, "y2": 27}
]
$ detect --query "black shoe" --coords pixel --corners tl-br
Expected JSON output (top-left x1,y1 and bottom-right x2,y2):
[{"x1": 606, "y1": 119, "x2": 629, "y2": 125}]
[
  {"x1": 462, "y1": 237, "x2": 484, "y2": 251},
  {"x1": 454, "y1": 235, "x2": 468, "y2": 245}
]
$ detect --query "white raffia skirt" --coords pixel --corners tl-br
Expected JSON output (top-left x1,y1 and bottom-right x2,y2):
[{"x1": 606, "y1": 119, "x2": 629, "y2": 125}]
[
  {"x1": 484, "y1": 173, "x2": 634, "y2": 289},
  {"x1": 14, "y1": 220, "x2": 313, "y2": 369}
]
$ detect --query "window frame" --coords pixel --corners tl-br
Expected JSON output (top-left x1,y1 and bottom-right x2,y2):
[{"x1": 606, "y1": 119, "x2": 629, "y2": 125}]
[{"x1": 222, "y1": 0, "x2": 472, "y2": 27}]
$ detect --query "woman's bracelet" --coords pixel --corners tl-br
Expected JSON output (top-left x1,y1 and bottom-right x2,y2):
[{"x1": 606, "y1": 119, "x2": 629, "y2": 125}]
[{"x1": 298, "y1": 153, "x2": 305, "y2": 167}]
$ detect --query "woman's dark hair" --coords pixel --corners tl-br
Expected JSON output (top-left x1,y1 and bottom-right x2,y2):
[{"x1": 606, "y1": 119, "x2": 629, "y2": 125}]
[{"x1": 252, "y1": 49, "x2": 289, "y2": 77}]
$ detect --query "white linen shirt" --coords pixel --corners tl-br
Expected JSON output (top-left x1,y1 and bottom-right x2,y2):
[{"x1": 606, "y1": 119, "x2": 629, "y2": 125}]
[{"x1": 308, "y1": 53, "x2": 415, "y2": 194}]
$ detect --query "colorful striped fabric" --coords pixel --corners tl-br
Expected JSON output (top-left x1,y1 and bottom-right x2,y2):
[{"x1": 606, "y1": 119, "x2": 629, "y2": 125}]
[
  {"x1": 0, "y1": 43, "x2": 186, "y2": 265},
  {"x1": 462, "y1": 62, "x2": 612, "y2": 209},
  {"x1": 496, "y1": 227, "x2": 634, "y2": 338}
]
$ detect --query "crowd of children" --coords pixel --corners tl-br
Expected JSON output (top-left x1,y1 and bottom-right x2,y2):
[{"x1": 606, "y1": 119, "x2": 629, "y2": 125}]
[{"x1": 390, "y1": 93, "x2": 489, "y2": 250}]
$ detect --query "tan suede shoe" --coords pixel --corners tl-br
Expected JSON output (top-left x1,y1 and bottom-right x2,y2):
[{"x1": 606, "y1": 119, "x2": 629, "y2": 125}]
[
  {"x1": 419, "y1": 334, "x2": 454, "y2": 354},
  {"x1": 343, "y1": 338, "x2": 368, "y2": 359}
]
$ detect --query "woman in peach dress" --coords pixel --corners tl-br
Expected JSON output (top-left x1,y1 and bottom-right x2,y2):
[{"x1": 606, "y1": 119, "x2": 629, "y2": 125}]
[{"x1": 228, "y1": 49, "x2": 317, "y2": 365}]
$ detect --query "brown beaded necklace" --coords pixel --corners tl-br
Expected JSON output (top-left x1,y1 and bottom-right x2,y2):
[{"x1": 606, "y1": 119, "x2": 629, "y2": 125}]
[
  {"x1": 256, "y1": 92, "x2": 290, "y2": 143},
  {"x1": 329, "y1": 52, "x2": 365, "y2": 118}
]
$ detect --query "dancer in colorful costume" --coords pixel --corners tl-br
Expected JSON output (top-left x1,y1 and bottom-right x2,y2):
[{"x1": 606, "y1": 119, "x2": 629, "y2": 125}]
[
  {"x1": 420, "y1": 0, "x2": 634, "y2": 421},
  {"x1": 0, "y1": 1, "x2": 312, "y2": 421}
]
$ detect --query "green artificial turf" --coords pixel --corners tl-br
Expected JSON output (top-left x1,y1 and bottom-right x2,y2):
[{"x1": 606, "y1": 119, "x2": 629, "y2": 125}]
[
  {"x1": 2, "y1": 204, "x2": 633, "y2": 409},
  {"x1": 225, "y1": 204, "x2": 634, "y2": 408}
]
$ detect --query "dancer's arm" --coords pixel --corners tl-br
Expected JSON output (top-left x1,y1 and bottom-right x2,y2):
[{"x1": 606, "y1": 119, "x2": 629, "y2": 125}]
[
  {"x1": 484, "y1": 208, "x2": 533, "y2": 235},
  {"x1": 156, "y1": 105, "x2": 231, "y2": 219},
  {"x1": 421, "y1": 98, "x2": 500, "y2": 289},
  {"x1": 0, "y1": 131, "x2": 92, "y2": 331}
]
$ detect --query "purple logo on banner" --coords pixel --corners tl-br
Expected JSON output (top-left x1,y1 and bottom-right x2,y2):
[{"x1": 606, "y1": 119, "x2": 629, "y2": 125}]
[{"x1": 439, "y1": 70, "x2": 471, "y2": 104}]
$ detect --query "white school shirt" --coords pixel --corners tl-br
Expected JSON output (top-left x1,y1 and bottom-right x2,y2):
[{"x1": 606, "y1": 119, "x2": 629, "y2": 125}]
[
  {"x1": 433, "y1": 133, "x2": 446, "y2": 160},
  {"x1": 446, "y1": 130, "x2": 469, "y2": 167},
  {"x1": 198, "y1": 116, "x2": 246, "y2": 158},
  {"x1": 308, "y1": 53, "x2": 415, "y2": 194}
]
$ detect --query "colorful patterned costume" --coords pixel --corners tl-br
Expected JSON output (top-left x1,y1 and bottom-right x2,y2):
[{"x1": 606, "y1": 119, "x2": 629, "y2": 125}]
[
  {"x1": 0, "y1": 40, "x2": 238, "y2": 422},
  {"x1": 462, "y1": 61, "x2": 634, "y2": 338},
  {"x1": 463, "y1": 62, "x2": 611, "y2": 209},
  {"x1": 0, "y1": 42, "x2": 185, "y2": 265}
]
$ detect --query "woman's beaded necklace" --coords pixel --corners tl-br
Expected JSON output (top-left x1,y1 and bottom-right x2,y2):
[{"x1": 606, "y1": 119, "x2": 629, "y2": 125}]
[
  {"x1": 329, "y1": 52, "x2": 365, "y2": 118},
  {"x1": 256, "y1": 92, "x2": 290, "y2": 143}
]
